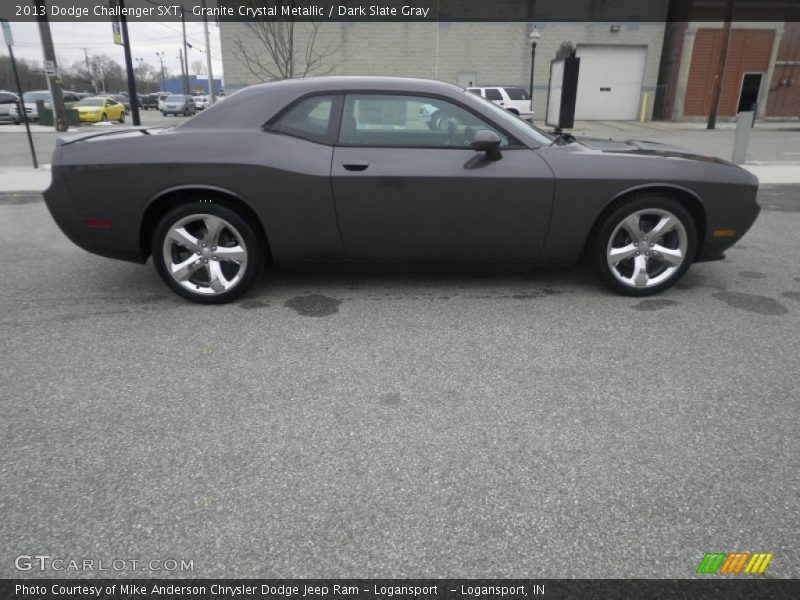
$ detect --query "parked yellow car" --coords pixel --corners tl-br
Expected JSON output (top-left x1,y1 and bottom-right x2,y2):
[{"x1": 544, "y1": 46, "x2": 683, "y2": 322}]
[{"x1": 74, "y1": 96, "x2": 126, "y2": 123}]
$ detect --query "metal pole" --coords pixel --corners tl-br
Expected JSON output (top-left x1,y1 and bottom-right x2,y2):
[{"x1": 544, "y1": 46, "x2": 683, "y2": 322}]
[
  {"x1": 732, "y1": 111, "x2": 753, "y2": 164},
  {"x1": 178, "y1": 49, "x2": 186, "y2": 93},
  {"x1": 707, "y1": 0, "x2": 735, "y2": 130},
  {"x1": 156, "y1": 52, "x2": 166, "y2": 92},
  {"x1": 181, "y1": 8, "x2": 190, "y2": 95},
  {"x1": 529, "y1": 41, "x2": 536, "y2": 119},
  {"x1": 35, "y1": 0, "x2": 68, "y2": 132},
  {"x1": 201, "y1": 0, "x2": 216, "y2": 103},
  {"x1": 529, "y1": 42, "x2": 535, "y2": 105},
  {"x1": 8, "y1": 43, "x2": 38, "y2": 168},
  {"x1": 82, "y1": 47, "x2": 95, "y2": 93},
  {"x1": 117, "y1": 0, "x2": 140, "y2": 126}
]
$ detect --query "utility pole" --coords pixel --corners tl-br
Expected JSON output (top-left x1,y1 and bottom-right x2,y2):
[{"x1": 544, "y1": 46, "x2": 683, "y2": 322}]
[
  {"x1": 707, "y1": 0, "x2": 736, "y2": 130},
  {"x1": 180, "y1": 7, "x2": 190, "y2": 95},
  {"x1": 34, "y1": 0, "x2": 68, "y2": 132},
  {"x1": 201, "y1": 0, "x2": 216, "y2": 103},
  {"x1": 155, "y1": 51, "x2": 166, "y2": 92},
  {"x1": 117, "y1": 0, "x2": 140, "y2": 125},
  {"x1": 82, "y1": 47, "x2": 95, "y2": 93},
  {"x1": 2, "y1": 19, "x2": 38, "y2": 168},
  {"x1": 178, "y1": 49, "x2": 187, "y2": 93}
]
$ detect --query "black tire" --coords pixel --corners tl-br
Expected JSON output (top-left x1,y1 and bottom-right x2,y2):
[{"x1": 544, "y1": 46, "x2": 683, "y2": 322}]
[
  {"x1": 591, "y1": 194, "x2": 697, "y2": 296},
  {"x1": 152, "y1": 202, "x2": 264, "y2": 304},
  {"x1": 118, "y1": 112, "x2": 125, "y2": 124},
  {"x1": 101, "y1": 113, "x2": 108, "y2": 122}
]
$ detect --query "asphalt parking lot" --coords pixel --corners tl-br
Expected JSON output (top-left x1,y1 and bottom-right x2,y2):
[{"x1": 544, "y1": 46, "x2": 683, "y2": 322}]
[{"x1": 1, "y1": 185, "x2": 798, "y2": 578}]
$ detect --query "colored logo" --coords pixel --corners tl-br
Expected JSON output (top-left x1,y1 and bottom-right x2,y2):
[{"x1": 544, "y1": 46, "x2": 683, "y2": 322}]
[{"x1": 696, "y1": 552, "x2": 773, "y2": 574}]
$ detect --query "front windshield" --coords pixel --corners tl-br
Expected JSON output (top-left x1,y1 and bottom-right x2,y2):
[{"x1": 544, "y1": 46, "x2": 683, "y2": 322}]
[
  {"x1": 464, "y1": 90, "x2": 554, "y2": 146},
  {"x1": 77, "y1": 98, "x2": 104, "y2": 106},
  {"x1": 23, "y1": 92, "x2": 50, "y2": 103},
  {"x1": 166, "y1": 95, "x2": 184, "y2": 102}
]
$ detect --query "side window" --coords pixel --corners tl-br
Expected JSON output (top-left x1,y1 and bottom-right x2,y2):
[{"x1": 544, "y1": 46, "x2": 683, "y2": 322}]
[
  {"x1": 339, "y1": 94, "x2": 508, "y2": 149},
  {"x1": 484, "y1": 88, "x2": 503, "y2": 101},
  {"x1": 270, "y1": 95, "x2": 336, "y2": 144}
]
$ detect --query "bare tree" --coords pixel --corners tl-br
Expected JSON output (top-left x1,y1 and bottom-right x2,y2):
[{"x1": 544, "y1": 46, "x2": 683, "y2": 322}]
[
  {"x1": 191, "y1": 60, "x2": 206, "y2": 78},
  {"x1": 231, "y1": 0, "x2": 341, "y2": 81},
  {"x1": 71, "y1": 54, "x2": 124, "y2": 93}
]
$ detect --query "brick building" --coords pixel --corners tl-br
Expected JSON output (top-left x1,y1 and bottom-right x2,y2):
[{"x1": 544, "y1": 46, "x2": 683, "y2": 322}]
[{"x1": 656, "y1": 20, "x2": 799, "y2": 121}]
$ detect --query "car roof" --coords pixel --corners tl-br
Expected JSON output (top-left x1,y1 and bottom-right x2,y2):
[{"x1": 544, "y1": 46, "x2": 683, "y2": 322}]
[
  {"x1": 470, "y1": 85, "x2": 524, "y2": 89},
  {"x1": 246, "y1": 76, "x2": 464, "y2": 95}
]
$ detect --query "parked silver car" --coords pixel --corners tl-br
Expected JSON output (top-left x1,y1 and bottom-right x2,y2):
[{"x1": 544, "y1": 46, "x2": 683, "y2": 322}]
[
  {"x1": 0, "y1": 91, "x2": 21, "y2": 124},
  {"x1": 161, "y1": 94, "x2": 197, "y2": 117}
]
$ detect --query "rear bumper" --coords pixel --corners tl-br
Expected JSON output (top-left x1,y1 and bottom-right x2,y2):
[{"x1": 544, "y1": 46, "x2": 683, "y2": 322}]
[{"x1": 43, "y1": 163, "x2": 145, "y2": 264}]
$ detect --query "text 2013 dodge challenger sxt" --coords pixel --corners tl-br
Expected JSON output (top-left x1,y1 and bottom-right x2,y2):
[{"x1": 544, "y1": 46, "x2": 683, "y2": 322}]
[{"x1": 44, "y1": 76, "x2": 760, "y2": 303}]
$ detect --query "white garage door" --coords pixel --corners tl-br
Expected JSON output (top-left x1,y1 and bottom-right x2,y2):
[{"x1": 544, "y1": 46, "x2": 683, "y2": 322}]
[{"x1": 575, "y1": 45, "x2": 646, "y2": 120}]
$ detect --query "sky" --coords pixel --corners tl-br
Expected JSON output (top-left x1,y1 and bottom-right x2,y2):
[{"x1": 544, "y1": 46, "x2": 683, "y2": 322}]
[{"x1": 0, "y1": 19, "x2": 224, "y2": 84}]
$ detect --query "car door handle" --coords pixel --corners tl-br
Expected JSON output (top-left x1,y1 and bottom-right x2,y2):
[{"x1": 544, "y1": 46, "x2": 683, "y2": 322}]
[{"x1": 342, "y1": 161, "x2": 369, "y2": 171}]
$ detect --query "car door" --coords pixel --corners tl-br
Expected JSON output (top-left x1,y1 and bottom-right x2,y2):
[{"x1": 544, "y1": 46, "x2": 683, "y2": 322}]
[{"x1": 330, "y1": 93, "x2": 554, "y2": 260}]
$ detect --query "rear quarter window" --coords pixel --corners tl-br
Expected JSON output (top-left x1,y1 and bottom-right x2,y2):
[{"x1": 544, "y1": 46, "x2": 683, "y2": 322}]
[{"x1": 269, "y1": 95, "x2": 337, "y2": 144}]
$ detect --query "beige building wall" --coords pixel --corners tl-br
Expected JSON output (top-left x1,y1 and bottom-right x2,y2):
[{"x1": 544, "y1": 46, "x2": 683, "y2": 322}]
[{"x1": 221, "y1": 21, "x2": 666, "y2": 119}]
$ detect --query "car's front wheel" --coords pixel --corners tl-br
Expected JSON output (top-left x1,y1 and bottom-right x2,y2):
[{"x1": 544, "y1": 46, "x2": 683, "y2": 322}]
[
  {"x1": 592, "y1": 195, "x2": 696, "y2": 296},
  {"x1": 152, "y1": 203, "x2": 264, "y2": 304}
]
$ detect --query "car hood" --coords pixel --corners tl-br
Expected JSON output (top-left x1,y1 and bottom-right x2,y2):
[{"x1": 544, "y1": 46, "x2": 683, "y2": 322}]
[{"x1": 576, "y1": 137, "x2": 731, "y2": 165}]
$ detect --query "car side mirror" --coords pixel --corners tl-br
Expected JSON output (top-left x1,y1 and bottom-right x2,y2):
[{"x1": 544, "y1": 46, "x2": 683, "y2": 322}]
[{"x1": 471, "y1": 129, "x2": 503, "y2": 161}]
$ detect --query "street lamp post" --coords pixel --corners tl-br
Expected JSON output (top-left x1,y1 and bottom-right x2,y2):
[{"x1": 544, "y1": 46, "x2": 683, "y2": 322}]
[
  {"x1": 528, "y1": 26, "x2": 540, "y2": 119},
  {"x1": 134, "y1": 57, "x2": 143, "y2": 92}
]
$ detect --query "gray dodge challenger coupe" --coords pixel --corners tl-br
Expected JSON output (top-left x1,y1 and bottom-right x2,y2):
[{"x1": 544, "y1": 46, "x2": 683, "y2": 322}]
[{"x1": 44, "y1": 76, "x2": 760, "y2": 304}]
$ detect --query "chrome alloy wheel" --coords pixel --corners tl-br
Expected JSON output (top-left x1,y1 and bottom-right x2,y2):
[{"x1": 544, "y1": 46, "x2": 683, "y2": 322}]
[
  {"x1": 606, "y1": 208, "x2": 688, "y2": 289},
  {"x1": 161, "y1": 214, "x2": 248, "y2": 296}
]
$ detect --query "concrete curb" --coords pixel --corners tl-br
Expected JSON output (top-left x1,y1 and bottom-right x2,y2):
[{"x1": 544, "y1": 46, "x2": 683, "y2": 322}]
[{"x1": 0, "y1": 165, "x2": 52, "y2": 193}]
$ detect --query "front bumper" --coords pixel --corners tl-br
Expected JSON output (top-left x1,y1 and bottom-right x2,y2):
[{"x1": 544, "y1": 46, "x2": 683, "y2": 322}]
[{"x1": 696, "y1": 176, "x2": 761, "y2": 262}]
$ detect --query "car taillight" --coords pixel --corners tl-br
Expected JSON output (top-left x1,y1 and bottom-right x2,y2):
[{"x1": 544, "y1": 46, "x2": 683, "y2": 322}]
[{"x1": 82, "y1": 219, "x2": 113, "y2": 228}]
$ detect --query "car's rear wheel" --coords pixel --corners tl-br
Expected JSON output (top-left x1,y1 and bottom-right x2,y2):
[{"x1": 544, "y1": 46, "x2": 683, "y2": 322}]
[
  {"x1": 152, "y1": 203, "x2": 264, "y2": 304},
  {"x1": 101, "y1": 113, "x2": 107, "y2": 122},
  {"x1": 592, "y1": 195, "x2": 696, "y2": 296}
]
